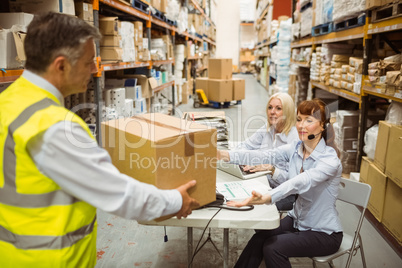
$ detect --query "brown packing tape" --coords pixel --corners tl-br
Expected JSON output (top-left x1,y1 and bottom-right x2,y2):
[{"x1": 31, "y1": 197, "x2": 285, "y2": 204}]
[
  {"x1": 12, "y1": 31, "x2": 26, "y2": 62},
  {"x1": 133, "y1": 115, "x2": 197, "y2": 156}
]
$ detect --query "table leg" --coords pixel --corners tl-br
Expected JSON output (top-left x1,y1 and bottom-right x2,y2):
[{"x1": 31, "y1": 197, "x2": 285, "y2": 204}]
[
  {"x1": 188, "y1": 227, "x2": 193, "y2": 268},
  {"x1": 223, "y1": 228, "x2": 229, "y2": 268}
]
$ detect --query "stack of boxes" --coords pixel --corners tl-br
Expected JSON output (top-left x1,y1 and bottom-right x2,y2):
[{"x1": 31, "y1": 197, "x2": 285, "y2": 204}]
[
  {"x1": 329, "y1": 54, "x2": 349, "y2": 89},
  {"x1": 99, "y1": 18, "x2": 147, "y2": 63},
  {"x1": 349, "y1": 57, "x2": 364, "y2": 94},
  {"x1": 134, "y1": 21, "x2": 149, "y2": 62},
  {"x1": 334, "y1": 110, "x2": 359, "y2": 173},
  {"x1": 195, "y1": 59, "x2": 245, "y2": 103},
  {"x1": 74, "y1": 1, "x2": 94, "y2": 26},
  {"x1": 310, "y1": 48, "x2": 321, "y2": 81},
  {"x1": 360, "y1": 121, "x2": 402, "y2": 244},
  {"x1": 99, "y1": 17, "x2": 123, "y2": 61},
  {"x1": 367, "y1": 55, "x2": 401, "y2": 94}
]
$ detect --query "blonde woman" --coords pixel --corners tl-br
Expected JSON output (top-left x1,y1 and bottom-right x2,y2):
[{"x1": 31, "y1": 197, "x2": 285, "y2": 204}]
[{"x1": 236, "y1": 92, "x2": 299, "y2": 210}]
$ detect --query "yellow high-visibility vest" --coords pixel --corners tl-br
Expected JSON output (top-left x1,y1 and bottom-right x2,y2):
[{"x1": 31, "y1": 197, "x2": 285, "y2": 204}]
[{"x1": 0, "y1": 76, "x2": 97, "y2": 267}]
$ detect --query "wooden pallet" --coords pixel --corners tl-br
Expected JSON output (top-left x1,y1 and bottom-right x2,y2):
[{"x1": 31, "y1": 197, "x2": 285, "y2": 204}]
[
  {"x1": 132, "y1": 0, "x2": 149, "y2": 13},
  {"x1": 151, "y1": 8, "x2": 165, "y2": 21},
  {"x1": 334, "y1": 14, "x2": 366, "y2": 31},
  {"x1": 372, "y1": 1, "x2": 402, "y2": 22},
  {"x1": 312, "y1": 22, "x2": 333, "y2": 37}
]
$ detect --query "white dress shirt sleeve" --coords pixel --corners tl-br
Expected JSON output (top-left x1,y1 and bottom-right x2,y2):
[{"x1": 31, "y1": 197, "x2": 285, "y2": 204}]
[
  {"x1": 269, "y1": 155, "x2": 341, "y2": 204},
  {"x1": 27, "y1": 121, "x2": 182, "y2": 222},
  {"x1": 236, "y1": 125, "x2": 267, "y2": 150}
]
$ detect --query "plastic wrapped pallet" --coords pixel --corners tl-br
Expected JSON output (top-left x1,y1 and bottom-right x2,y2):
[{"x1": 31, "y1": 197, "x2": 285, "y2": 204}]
[
  {"x1": 315, "y1": 0, "x2": 333, "y2": 26},
  {"x1": 333, "y1": 0, "x2": 365, "y2": 22},
  {"x1": 300, "y1": 6, "x2": 313, "y2": 38}
]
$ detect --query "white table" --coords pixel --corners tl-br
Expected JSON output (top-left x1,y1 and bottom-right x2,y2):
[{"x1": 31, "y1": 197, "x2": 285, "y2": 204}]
[{"x1": 139, "y1": 170, "x2": 280, "y2": 268}]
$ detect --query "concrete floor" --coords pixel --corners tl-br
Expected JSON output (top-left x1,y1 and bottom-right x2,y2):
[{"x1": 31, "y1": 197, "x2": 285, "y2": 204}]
[{"x1": 96, "y1": 74, "x2": 402, "y2": 267}]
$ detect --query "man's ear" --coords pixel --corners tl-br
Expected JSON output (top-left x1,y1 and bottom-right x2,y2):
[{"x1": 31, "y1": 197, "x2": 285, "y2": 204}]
[{"x1": 52, "y1": 56, "x2": 69, "y2": 73}]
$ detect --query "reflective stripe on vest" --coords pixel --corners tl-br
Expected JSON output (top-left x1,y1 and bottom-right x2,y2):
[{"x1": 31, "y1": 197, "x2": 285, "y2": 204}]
[
  {"x1": 0, "y1": 97, "x2": 94, "y2": 250},
  {"x1": 0, "y1": 215, "x2": 96, "y2": 250},
  {"x1": 0, "y1": 98, "x2": 79, "y2": 207}
]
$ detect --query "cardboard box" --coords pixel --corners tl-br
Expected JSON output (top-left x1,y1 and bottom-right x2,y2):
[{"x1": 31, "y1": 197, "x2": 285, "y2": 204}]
[
  {"x1": 208, "y1": 58, "x2": 232, "y2": 79},
  {"x1": 367, "y1": 162, "x2": 387, "y2": 222},
  {"x1": 360, "y1": 157, "x2": 372, "y2": 183},
  {"x1": 101, "y1": 113, "x2": 217, "y2": 211},
  {"x1": 0, "y1": 12, "x2": 34, "y2": 28},
  {"x1": 151, "y1": 0, "x2": 161, "y2": 10},
  {"x1": 101, "y1": 35, "x2": 122, "y2": 47},
  {"x1": 100, "y1": 47, "x2": 123, "y2": 61},
  {"x1": 385, "y1": 124, "x2": 402, "y2": 188},
  {"x1": 8, "y1": 0, "x2": 75, "y2": 15},
  {"x1": 208, "y1": 79, "x2": 233, "y2": 102},
  {"x1": 112, "y1": 75, "x2": 156, "y2": 98},
  {"x1": 0, "y1": 27, "x2": 26, "y2": 69},
  {"x1": 74, "y1": 1, "x2": 94, "y2": 22},
  {"x1": 366, "y1": 0, "x2": 383, "y2": 9},
  {"x1": 99, "y1": 17, "x2": 121, "y2": 36},
  {"x1": 232, "y1": 78, "x2": 245, "y2": 100},
  {"x1": 195, "y1": 77, "x2": 209, "y2": 98},
  {"x1": 374, "y1": 121, "x2": 392, "y2": 173},
  {"x1": 382, "y1": 179, "x2": 402, "y2": 244}
]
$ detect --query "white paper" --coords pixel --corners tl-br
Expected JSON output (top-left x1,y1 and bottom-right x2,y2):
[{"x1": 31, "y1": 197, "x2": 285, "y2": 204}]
[{"x1": 216, "y1": 179, "x2": 271, "y2": 202}]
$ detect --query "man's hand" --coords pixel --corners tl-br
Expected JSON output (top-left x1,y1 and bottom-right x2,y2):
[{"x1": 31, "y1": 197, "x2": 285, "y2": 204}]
[
  {"x1": 175, "y1": 180, "x2": 199, "y2": 219},
  {"x1": 226, "y1": 191, "x2": 272, "y2": 207}
]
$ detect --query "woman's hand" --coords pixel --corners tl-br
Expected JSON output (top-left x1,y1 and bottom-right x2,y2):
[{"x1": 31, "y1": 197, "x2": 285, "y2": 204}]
[
  {"x1": 217, "y1": 150, "x2": 230, "y2": 162},
  {"x1": 242, "y1": 164, "x2": 273, "y2": 173},
  {"x1": 226, "y1": 191, "x2": 272, "y2": 207}
]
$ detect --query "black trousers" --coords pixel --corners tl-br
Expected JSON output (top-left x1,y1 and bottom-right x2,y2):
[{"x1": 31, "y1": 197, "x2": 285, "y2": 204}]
[
  {"x1": 275, "y1": 194, "x2": 297, "y2": 211},
  {"x1": 235, "y1": 216, "x2": 343, "y2": 268}
]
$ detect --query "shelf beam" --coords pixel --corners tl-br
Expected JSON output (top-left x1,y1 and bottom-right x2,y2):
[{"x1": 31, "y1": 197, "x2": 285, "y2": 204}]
[
  {"x1": 363, "y1": 85, "x2": 402, "y2": 103},
  {"x1": 153, "y1": 80, "x2": 175, "y2": 93},
  {"x1": 100, "y1": 0, "x2": 149, "y2": 21},
  {"x1": 0, "y1": 69, "x2": 23, "y2": 83},
  {"x1": 311, "y1": 81, "x2": 361, "y2": 103}
]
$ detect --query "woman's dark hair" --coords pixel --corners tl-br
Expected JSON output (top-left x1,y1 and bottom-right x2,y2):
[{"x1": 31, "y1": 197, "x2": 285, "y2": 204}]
[
  {"x1": 24, "y1": 12, "x2": 101, "y2": 74},
  {"x1": 297, "y1": 99, "x2": 339, "y2": 157}
]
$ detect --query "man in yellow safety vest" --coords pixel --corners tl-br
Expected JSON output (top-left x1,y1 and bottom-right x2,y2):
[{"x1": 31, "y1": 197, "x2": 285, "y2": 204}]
[{"x1": 0, "y1": 12, "x2": 198, "y2": 267}]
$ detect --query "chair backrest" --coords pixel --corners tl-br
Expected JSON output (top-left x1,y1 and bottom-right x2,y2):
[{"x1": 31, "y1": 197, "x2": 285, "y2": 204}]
[{"x1": 337, "y1": 178, "x2": 372, "y2": 209}]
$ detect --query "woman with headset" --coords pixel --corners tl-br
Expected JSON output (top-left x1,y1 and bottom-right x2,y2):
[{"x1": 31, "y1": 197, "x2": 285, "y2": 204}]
[
  {"x1": 218, "y1": 99, "x2": 343, "y2": 268},
  {"x1": 235, "y1": 92, "x2": 299, "y2": 211}
]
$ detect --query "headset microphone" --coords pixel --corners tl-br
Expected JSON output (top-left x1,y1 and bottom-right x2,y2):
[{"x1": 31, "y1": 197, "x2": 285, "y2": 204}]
[{"x1": 307, "y1": 131, "x2": 323, "y2": 140}]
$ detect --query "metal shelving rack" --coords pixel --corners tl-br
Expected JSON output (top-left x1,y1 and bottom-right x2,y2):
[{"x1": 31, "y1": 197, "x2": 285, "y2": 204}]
[
  {"x1": 1, "y1": 0, "x2": 216, "y2": 145},
  {"x1": 289, "y1": 5, "x2": 402, "y2": 254}
]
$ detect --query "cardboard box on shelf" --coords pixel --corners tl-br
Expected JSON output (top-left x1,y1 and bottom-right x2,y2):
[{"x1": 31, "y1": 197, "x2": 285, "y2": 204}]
[
  {"x1": 208, "y1": 79, "x2": 233, "y2": 102},
  {"x1": 232, "y1": 78, "x2": 245, "y2": 100},
  {"x1": 99, "y1": 17, "x2": 121, "y2": 36},
  {"x1": 0, "y1": 13, "x2": 34, "y2": 28},
  {"x1": 101, "y1": 35, "x2": 122, "y2": 47},
  {"x1": 74, "y1": 1, "x2": 93, "y2": 21},
  {"x1": 374, "y1": 121, "x2": 392, "y2": 173},
  {"x1": 0, "y1": 26, "x2": 26, "y2": 69},
  {"x1": 195, "y1": 77, "x2": 209, "y2": 98},
  {"x1": 366, "y1": 0, "x2": 383, "y2": 10},
  {"x1": 382, "y1": 179, "x2": 402, "y2": 244},
  {"x1": 385, "y1": 124, "x2": 402, "y2": 188},
  {"x1": 367, "y1": 162, "x2": 388, "y2": 222},
  {"x1": 100, "y1": 47, "x2": 123, "y2": 61},
  {"x1": 208, "y1": 58, "x2": 233, "y2": 80},
  {"x1": 8, "y1": 0, "x2": 75, "y2": 15},
  {"x1": 101, "y1": 113, "x2": 217, "y2": 212}
]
